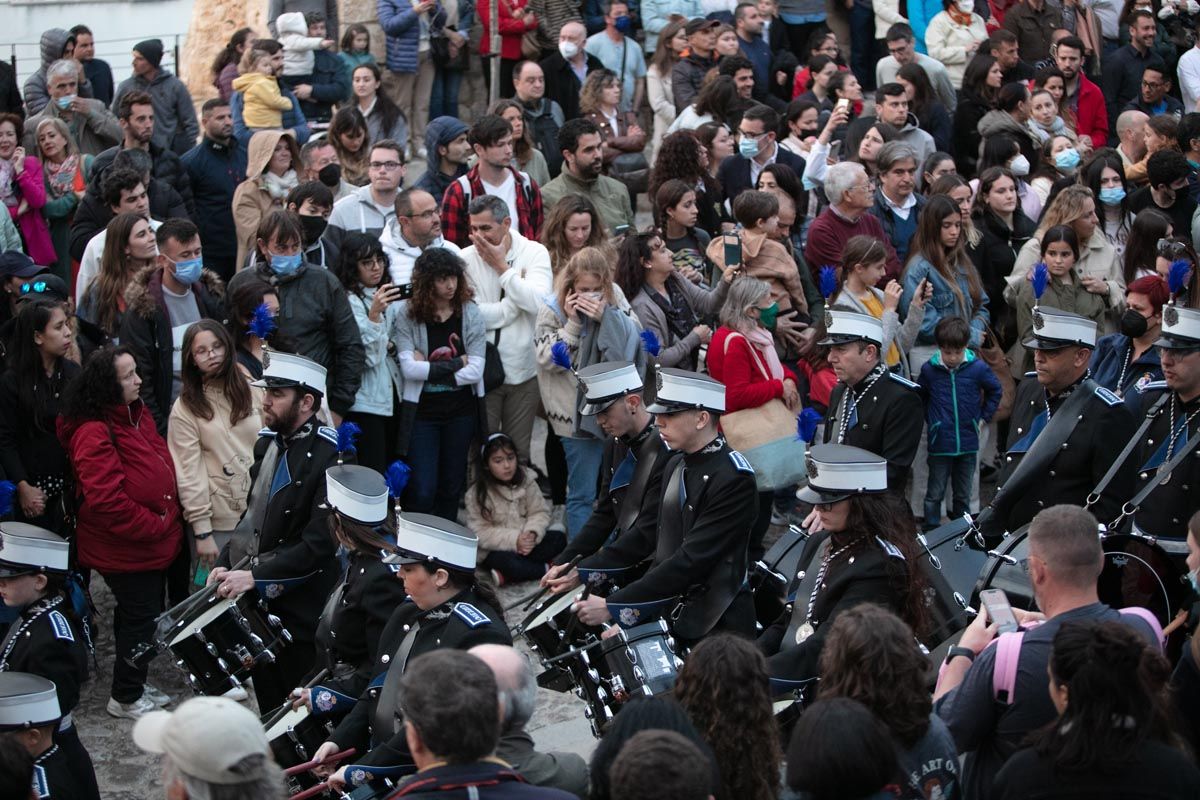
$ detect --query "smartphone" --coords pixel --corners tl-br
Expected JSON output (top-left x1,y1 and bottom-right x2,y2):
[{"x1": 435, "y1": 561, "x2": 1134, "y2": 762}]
[
  {"x1": 836, "y1": 98, "x2": 850, "y2": 113},
  {"x1": 395, "y1": 282, "x2": 415, "y2": 300},
  {"x1": 979, "y1": 589, "x2": 1020, "y2": 634},
  {"x1": 828, "y1": 140, "x2": 842, "y2": 161},
  {"x1": 723, "y1": 230, "x2": 742, "y2": 269}
]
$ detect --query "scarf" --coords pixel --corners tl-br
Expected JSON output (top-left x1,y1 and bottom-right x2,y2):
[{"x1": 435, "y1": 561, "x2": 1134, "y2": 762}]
[
  {"x1": 644, "y1": 276, "x2": 698, "y2": 342},
  {"x1": 743, "y1": 326, "x2": 785, "y2": 380},
  {"x1": 262, "y1": 168, "x2": 299, "y2": 200},
  {"x1": 44, "y1": 155, "x2": 79, "y2": 199},
  {"x1": 0, "y1": 159, "x2": 16, "y2": 208},
  {"x1": 947, "y1": 7, "x2": 975, "y2": 25}
]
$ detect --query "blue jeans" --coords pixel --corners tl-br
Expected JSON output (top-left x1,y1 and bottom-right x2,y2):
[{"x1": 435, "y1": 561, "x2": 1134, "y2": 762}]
[
  {"x1": 848, "y1": 4, "x2": 879, "y2": 91},
  {"x1": 560, "y1": 436, "x2": 605, "y2": 540},
  {"x1": 924, "y1": 453, "x2": 975, "y2": 529},
  {"x1": 429, "y1": 68, "x2": 463, "y2": 120},
  {"x1": 405, "y1": 413, "x2": 478, "y2": 521}
]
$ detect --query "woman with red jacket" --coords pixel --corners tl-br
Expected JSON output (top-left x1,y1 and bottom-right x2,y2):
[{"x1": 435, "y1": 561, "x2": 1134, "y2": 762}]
[
  {"x1": 706, "y1": 276, "x2": 802, "y2": 557},
  {"x1": 478, "y1": 0, "x2": 536, "y2": 99},
  {"x1": 57, "y1": 345, "x2": 183, "y2": 720}
]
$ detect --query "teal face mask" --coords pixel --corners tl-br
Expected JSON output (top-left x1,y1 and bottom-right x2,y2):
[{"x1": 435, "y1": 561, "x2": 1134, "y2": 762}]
[
  {"x1": 269, "y1": 252, "x2": 302, "y2": 276},
  {"x1": 758, "y1": 301, "x2": 780, "y2": 330},
  {"x1": 55, "y1": 95, "x2": 76, "y2": 110},
  {"x1": 171, "y1": 257, "x2": 203, "y2": 285}
]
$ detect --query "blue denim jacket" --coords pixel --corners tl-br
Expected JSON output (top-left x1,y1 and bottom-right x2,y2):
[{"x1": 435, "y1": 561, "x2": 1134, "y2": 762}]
[{"x1": 900, "y1": 255, "x2": 989, "y2": 348}]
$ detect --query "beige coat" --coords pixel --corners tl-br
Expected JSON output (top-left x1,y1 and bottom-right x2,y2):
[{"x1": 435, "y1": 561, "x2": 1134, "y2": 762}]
[
  {"x1": 232, "y1": 129, "x2": 300, "y2": 270},
  {"x1": 167, "y1": 382, "x2": 264, "y2": 535},
  {"x1": 465, "y1": 470, "x2": 551, "y2": 561}
]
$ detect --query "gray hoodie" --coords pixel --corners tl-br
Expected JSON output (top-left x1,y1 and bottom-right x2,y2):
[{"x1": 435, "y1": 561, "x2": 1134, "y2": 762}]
[
  {"x1": 413, "y1": 115, "x2": 470, "y2": 202},
  {"x1": 112, "y1": 68, "x2": 200, "y2": 155},
  {"x1": 23, "y1": 28, "x2": 95, "y2": 116}
]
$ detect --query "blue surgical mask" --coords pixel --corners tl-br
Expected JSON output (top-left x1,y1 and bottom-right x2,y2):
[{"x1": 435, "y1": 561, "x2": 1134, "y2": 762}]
[
  {"x1": 1054, "y1": 147, "x2": 1081, "y2": 171},
  {"x1": 171, "y1": 256, "x2": 203, "y2": 285},
  {"x1": 269, "y1": 251, "x2": 303, "y2": 276},
  {"x1": 1099, "y1": 186, "x2": 1126, "y2": 206},
  {"x1": 739, "y1": 136, "x2": 761, "y2": 159},
  {"x1": 614, "y1": 15, "x2": 633, "y2": 33},
  {"x1": 55, "y1": 94, "x2": 75, "y2": 110}
]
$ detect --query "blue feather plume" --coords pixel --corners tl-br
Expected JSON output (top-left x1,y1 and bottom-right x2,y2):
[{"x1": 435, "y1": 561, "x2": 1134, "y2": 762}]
[
  {"x1": 550, "y1": 340, "x2": 572, "y2": 371},
  {"x1": 385, "y1": 461, "x2": 411, "y2": 499},
  {"x1": 796, "y1": 408, "x2": 823, "y2": 444},
  {"x1": 336, "y1": 421, "x2": 362, "y2": 454},
  {"x1": 247, "y1": 302, "x2": 277, "y2": 340},
  {"x1": 1032, "y1": 262, "x2": 1048, "y2": 302},
  {"x1": 1168, "y1": 259, "x2": 1191, "y2": 296},
  {"x1": 819, "y1": 265, "x2": 838, "y2": 300},
  {"x1": 640, "y1": 330, "x2": 661, "y2": 357},
  {"x1": 0, "y1": 480, "x2": 14, "y2": 517}
]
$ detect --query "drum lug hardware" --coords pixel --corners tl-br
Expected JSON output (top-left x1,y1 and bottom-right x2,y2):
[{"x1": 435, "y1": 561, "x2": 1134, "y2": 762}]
[
  {"x1": 216, "y1": 657, "x2": 231, "y2": 673},
  {"x1": 953, "y1": 592, "x2": 968, "y2": 610},
  {"x1": 674, "y1": 657, "x2": 684, "y2": 670},
  {"x1": 632, "y1": 666, "x2": 645, "y2": 682},
  {"x1": 986, "y1": 550, "x2": 1017, "y2": 565},
  {"x1": 587, "y1": 668, "x2": 600, "y2": 684},
  {"x1": 583, "y1": 707, "x2": 593, "y2": 719},
  {"x1": 267, "y1": 614, "x2": 283, "y2": 628},
  {"x1": 205, "y1": 642, "x2": 219, "y2": 658},
  {"x1": 666, "y1": 636, "x2": 676, "y2": 652},
  {"x1": 232, "y1": 644, "x2": 254, "y2": 668},
  {"x1": 281, "y1": 628, "x2": 293, "y2": 643},
  {"x1": 574, "y1": 687, "x2": 585, "y2": 699},
  {"x1": 249, "y1": 633, "x2": 265, "y2": 648},
  {"x1": 642, "y1": 685, "x2": 653, "y2": 696}
]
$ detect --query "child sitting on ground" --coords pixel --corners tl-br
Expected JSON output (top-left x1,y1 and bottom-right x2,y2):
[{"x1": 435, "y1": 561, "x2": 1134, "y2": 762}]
[{"x1": 466, "y1": 432, "x2": 564, "y2": 584}]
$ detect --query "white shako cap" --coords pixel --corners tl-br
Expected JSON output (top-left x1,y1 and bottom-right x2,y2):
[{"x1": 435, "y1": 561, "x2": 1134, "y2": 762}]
[
  {"x1": 645, "y1": 367, "x2": 726, "y2": 414},
  {"x1": 0, "y1": 521, "x2": 69, "y2": 577},
  {"x1": 578, "y1": 361, "x2": 644, "y2": 416},
  {"x1": 818, "y1": 309, "x2": 884, "y2": 347},
  {"x1": 0, "y1": 673, "x2": 61, "y2": 730},
  {"x1": 383, "y1": 512, "x2": 478, "y2": 571},
  {"x1": 250, "y1": 350, "x2": 327, "y2": 398},
  {"x1": 133, "y1": 696, "x2": 272, "y2": 785},
  {"x1": 1156, "y1": 304, "x2": 1200, "y2": 350},
  {"x1": 326, "y1": 465, "x2": 389, "y2": 525},
  {"x1": 1022, "y1": 307, "x2": 1097, "y2": 350},
  {"x1": 796, "y1": 444, "x2": 888, "y2": 504}
]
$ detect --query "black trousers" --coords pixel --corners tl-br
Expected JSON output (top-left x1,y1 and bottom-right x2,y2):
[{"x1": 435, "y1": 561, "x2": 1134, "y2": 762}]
[
  {"x1": 101, "y1": 569, "x2": 165, "y2": 703},
  {"x1": 543, "y1": 427, "x2": 568, "y2": 506},
  {"x1": 56, "y1": 724, "x2": 101, "y2": 800},
  {"x1": 347, "y1": 405, "x2": 401, "y2": 473}
]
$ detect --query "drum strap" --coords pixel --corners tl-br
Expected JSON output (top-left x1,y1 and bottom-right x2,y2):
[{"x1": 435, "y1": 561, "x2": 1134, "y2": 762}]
[
  {"x1": 373, "y1": 622, "x2": 420, "y2": 743},
  {"x1": 977, "y1": 379, "x2": 1100, "y2": 533},
  {"x1": 230, "y1": 443, "x2": 282, "y2": 565},
  {"x1": 313, "y1": 576, "x2": 346, "y2": 673},
  {"x1": 615, "y1": 438, "x2": 664, "y2": 537},
  {"x1": 782, "y1": 538, "x2": 830, "y2": 646},
  {"x1": 1085, "y1": 393, "x2": 1170, "y2": 510},
  {"x1": 1112, "y1": 426, "x2": 1200, "y2": 528}
]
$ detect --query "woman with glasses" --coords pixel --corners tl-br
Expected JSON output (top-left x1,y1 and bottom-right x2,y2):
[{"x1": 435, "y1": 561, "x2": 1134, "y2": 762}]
[
  {"x1": 334, "y1": 232, "x2": 404, "y2": 472},
  {"x1": 167, "y1": 320, "x2": 262, "y2": 568}
]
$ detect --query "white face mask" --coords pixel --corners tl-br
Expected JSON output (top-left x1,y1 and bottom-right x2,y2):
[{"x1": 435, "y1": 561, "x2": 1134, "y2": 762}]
[
  {"x1": 1009, "y1": 154, "x2": 1031, "y2": 176},
  {"x1": 559, "y1": 41, "x2": 579, "y2": 60},
  {"x1": 957, "y1": 0, "x2": 974, "y2": 12}
]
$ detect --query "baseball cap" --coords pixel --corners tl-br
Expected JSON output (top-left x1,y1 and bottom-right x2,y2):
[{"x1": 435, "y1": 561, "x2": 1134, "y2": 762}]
[
  {"x1": 685, "y1": 18, "x2": 720, "y2": 35},
  {"x1": 0, "y1": 252, "x2": 41, "y2": 279},
  {"x1": 17, "y1": 274, "x2": 69, "y2": 304},
  {"x1": 133, "y1": 697, "x2": 271, "y2": 785}
]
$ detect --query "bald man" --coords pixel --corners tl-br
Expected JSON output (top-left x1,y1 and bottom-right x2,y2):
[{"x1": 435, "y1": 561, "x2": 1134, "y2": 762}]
[
  {"x1": 469, "y1": 645, "x2": 589, "y2": 799},
  {"x1": 1116, "y1": 110, "x2": 1150, "y2": 181},
  {"x1": 541, "y1": 21, "x2": 604, "y2": 122}
]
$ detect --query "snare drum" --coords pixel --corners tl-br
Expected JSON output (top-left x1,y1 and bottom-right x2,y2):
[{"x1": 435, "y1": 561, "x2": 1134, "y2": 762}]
[
  {"x1": 168, "y1": 591, "x2": 290, "y2": 695},
  {"x1": 514, "y1": 591, "x2": 592, "y2": 661},
  {"x1": 576, "y1": 620, "x2": 683, "y2": 737},
  {"x1": 1098, "y1": 533, "x2": 1189, "y2": 657},
  {"x1": 264, "y1": 705, "x2": 332, "y2": 791}
]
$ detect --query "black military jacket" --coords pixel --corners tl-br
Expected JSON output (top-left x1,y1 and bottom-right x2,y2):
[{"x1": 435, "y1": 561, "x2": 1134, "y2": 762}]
[
  {"x1": 823, "y1": 367, "x2": 924, "y2": 491},
  {"x1": 1128, "y1": 383, "x2": 1200, "y2": 539}
]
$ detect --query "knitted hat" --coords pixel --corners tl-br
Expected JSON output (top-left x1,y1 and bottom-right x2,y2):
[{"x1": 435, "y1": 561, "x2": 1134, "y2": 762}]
[{"x1": 134, "y1": 39, "x2": 164, "y2": 68}]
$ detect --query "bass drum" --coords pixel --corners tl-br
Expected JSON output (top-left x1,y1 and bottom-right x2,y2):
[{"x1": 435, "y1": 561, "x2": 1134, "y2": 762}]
[
  {"x1": 971, "y1": 525, "x2": 1037, "y2": 613},
  {"x1": 1097, "y1": 534, "x2": 1189, "y2": 659},
  {"x1": 917, "y1": 517, "x2": 988, "y2": 654}
]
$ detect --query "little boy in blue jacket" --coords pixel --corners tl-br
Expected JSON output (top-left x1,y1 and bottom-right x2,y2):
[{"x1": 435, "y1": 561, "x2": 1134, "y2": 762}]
[{"x1": 917, "y1": 316, "x2": 1002, "y2": 530}]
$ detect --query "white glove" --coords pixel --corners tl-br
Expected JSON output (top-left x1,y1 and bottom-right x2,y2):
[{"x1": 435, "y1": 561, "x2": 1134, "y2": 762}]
[{"x1": 1158, "y1": 4, "x2": 1176, "y2": 17}]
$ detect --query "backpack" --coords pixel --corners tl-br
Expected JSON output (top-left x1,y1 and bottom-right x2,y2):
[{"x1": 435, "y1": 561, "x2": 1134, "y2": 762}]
[
  {"x1": 456, "y1": 170, "x2": 535, "y2": 216},
  {"x1": 989, "y1": 607, "x2": 1164, "y2": 704}
]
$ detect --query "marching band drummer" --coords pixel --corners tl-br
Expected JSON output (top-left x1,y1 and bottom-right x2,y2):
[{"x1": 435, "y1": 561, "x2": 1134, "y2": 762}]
[
  {"x1": 289, "y1": 465, "x2": 409, "y2": 721},
  {"x1": 311, "y1": 514, "x2": 511, "y2": 792},
  {"x1": 978, "y1": 308, "x2": 1135, "y2": 542},
  {"x1": 542, "y1": 361, "x2": 671, "y2": 593},
  {"x1": 208, "y1": 351, "x2": 343, "y2": 713},
  {"x1": 572, "y1": 369, "x2": 760, "y2": 643},
  {"x1": 759, "y1": 445, "x2": 928, "y2": 700},
  {"x1": 1124, "y1": 305, "x2": 1200, "y2": 540},
  {"x1": 0, "y1": 673, "x2": 93, "y2": 800},
  {"x1": 0, "y1": 525, "x2": 99, "y2": 799}
]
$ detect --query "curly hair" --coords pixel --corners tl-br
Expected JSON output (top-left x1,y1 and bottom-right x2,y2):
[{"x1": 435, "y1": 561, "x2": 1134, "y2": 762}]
[
  {"x1": 841, "y1": 492, "x2": 931, "y2": 638},
  {"x1": 817, "y1": 604, "x2": 932, "y2": 747},
  {"x1": 614, "y1": 228, "x2": 660, "y2": 298},
  {"x1": 588, "y1": 697, "x2": 714, "y2": 800},
  {"x1": 648, "y1": 131, "x2": 715, "y2": 211},
  {"x1": 60, "y1": 346, "x2": 134, "y2": 421},
  {"x1": 408, "y1": 247, "x2": 473, "y2": 324},
  {"x1": 674, "y1": 634, "x2": 781, "y2": 800},
  {"x1": 333, "y1": 231, "x2": 387, "y2": 299},
  {"x1": 579, "y1": 68, "x2": 620, "y2": 116}
]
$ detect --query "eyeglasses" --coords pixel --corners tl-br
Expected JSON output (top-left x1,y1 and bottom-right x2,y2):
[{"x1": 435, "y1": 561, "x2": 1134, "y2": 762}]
[
  {"x1": 1141, "y1": 80, "x2": 1163, "y2": 89},
  {"x1": 738, "y1": 130, "x2": 767, "y2": 140},
  {"x1": 369, "y1": 161, "x2": 403, "y2": 170},
  {"x1": 357, "y1": 256, "x2": 388, "y2": 268},
  {"x1": 1157, "y1": 238, "x2": 1189, "y2": 258},
  {"x1": 403, "y1": 209, "x2": 440, "y2": 220},
  {"x1": 19, "y1": 281, "x2": 49, "y2": 295},
  {"x1": 193, "y1": 342, "x2": 226, "y2": 359}
]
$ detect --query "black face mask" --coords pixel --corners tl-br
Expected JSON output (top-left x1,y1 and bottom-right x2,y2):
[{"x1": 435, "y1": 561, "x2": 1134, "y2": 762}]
[
  {"x1": 1119, "y1": 308, "x2": 1149, "y2": 338},
  {"x1": 318, "y1": 163, "x2": 342, "y2": 188},
  {"x1": 299, "y1": 214, "x2": 329, "y2": 246}
]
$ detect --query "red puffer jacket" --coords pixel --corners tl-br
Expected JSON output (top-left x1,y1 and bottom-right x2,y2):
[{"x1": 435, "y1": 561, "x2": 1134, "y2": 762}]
[{"x1": 58, "y1": 399, "x2": 183, "y2": 573}]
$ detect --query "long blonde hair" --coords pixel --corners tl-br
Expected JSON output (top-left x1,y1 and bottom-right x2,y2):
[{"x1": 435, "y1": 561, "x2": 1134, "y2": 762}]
[
  {"x1": 555, "y1": 247, "x2": 616, "y2": 311},
  {"x1": 1036, "y1": 184, "x2": 1096, "y2": 239}
]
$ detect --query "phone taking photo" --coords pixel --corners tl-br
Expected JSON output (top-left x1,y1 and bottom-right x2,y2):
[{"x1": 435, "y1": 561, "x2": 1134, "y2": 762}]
[
  {"x1": 723, "y1": 230, "x2": 742, "y2": 269},
  {"x1": 395, "y1": 283, "x2": 415, "y2": 300},
  {"x1": 979, "y1": 589, "x2": 1019, "y2": 634}
]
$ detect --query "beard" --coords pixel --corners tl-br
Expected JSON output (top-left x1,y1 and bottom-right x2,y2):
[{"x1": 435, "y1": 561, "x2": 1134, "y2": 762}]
[{"x1": 266, "y1": 394, "x2": 303, "y2": 434}]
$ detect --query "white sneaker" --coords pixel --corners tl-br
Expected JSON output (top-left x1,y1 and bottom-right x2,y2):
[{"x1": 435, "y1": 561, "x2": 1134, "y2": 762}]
[
  {"x1": 107, "y1": 695, "x2": 158, "y2": 719},
  {"x1": 223, "y1": 685, "x2": 249, "y2": 702},
  {"x1": 143, "y1": 684, "x2": 171, "y2": 707}
]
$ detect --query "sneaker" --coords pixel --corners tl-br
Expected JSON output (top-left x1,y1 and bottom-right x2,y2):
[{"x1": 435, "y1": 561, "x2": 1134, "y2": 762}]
[
  {"x1": 107, "y1": 695, "x2": 158, "y2": 720},
  {"x1": 490, "y1": 569, "x2": 506, "y2": 587},
  {"x1": 223, "y1": 685, "x2": 249, "y2": 702},
  {"x1": 142, "y1": 684, "x2": 171, "y2": 707},
  {"x1": 416, "y1": 146, "x2": 428, "y2": 159}
]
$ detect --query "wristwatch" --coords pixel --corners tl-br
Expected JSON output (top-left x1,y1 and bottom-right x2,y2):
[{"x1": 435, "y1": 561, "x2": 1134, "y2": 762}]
[
  {"x1": 194, "y1": 531, "x2": 213, "y2": 541},
  {"x1": 945, "y1": 646, "x2": 976, "y2": 665}
]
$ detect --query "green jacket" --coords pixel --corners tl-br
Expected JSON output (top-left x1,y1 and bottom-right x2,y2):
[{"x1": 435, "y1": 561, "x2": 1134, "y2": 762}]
[{"x1": 539, "y1": 169, "x2": 635, "y2": 235}]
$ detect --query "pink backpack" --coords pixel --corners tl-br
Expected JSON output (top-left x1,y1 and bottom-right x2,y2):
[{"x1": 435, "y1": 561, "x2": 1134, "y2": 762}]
[{"x1": 988, "y1": 607, "x2": 1165, "y2": 704}]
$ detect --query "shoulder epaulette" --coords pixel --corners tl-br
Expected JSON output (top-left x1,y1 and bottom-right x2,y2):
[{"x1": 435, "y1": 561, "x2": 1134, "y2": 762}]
[
  {"x1": 48, "y1": 610, "x2": 74, "y2": 642},
  {"x1": 887, "y1": 372, "x2": 919, "y2": 390},
  {"x1": 258, "y1": 427, "x2": 277, "y2": 438},
  {"x1": 317, "y1": 425, "x2": 339, "y2": 446},
  {"x1": 33, "y1": 764, "x2": 49, "y2": 799},
  {"x1": 1093, "y1": 386, "x2": 1122, "y2": 407},
  {"x1": 452, "y1": 602, "x2": 491, "y2": 629},
  {"x1": 728, "y1": 450, "x2": 755, "y2": 474},
  {"x1": 876, "y1": 536, "x2": 904, "y2": 560},
  {"x1": 1139, "y1": 380, "x2": 1169, "y2": 393}
]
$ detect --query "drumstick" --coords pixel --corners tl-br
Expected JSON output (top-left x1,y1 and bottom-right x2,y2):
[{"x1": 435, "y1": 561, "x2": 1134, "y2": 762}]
[
  {"x1": 260, "y1": 668, "x2": 330, "y2": 732},
  {"x1": 157, "y1": 555, "x2": 253, "y2": 624},
  {"x1": 540, "y1": 634, "x2": 609, "y2": 666},
  {"x1": 283, "y1": 747, "x2": 356, "y2": 778},
  {"x1": 506, "y1": 556, "x2": 583, "y2": 612}
]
